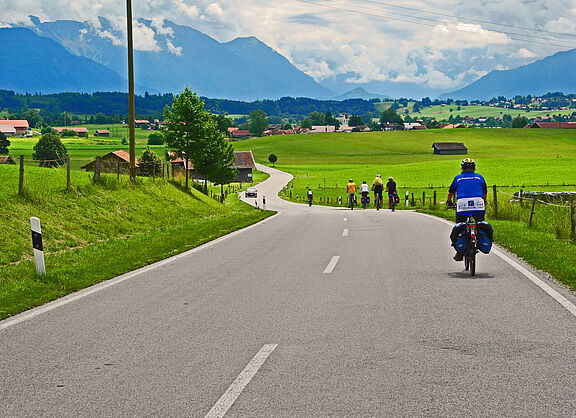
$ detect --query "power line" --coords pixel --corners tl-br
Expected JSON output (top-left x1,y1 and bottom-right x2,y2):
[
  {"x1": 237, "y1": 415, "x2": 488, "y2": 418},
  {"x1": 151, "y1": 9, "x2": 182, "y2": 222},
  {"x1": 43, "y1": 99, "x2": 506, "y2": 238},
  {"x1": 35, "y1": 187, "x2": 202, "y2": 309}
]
[
  {"x1": 356, "y1": 0, "x2": 576, "y2": 39},
  {"x1": 293, "y1": 0, "x2": 576, "y2": 49}
]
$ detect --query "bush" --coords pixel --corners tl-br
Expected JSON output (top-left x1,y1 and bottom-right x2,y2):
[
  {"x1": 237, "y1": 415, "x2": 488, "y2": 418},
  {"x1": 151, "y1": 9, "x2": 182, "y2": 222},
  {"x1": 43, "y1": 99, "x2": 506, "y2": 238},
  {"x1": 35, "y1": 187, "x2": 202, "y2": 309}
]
[
  {"x1": 148, "y1": 132, "x2": 164, "y2": 145},
  {"x1": 33, "y1": 133, "x2": 68, "y2": 167},
  {"x1": 139, "y1": 147, "x2": 162, "y2": 176},
  {"x1": 60, "y1": 129, "x2": 78, "y2": 137},
  {"x1": 0, "y1": 132, "x2": 10, "y2": 154}
]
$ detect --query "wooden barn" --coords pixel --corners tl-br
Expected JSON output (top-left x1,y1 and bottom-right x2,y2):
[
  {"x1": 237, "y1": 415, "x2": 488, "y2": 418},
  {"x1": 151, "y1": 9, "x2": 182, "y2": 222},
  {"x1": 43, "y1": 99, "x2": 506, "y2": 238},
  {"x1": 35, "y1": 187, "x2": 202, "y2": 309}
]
[
  {"x1": 432, "y1": 142, "x2": 468, "y2": 155},
  {"x1": 81, "y1": 150, "x2": 139, "y2": 174}
]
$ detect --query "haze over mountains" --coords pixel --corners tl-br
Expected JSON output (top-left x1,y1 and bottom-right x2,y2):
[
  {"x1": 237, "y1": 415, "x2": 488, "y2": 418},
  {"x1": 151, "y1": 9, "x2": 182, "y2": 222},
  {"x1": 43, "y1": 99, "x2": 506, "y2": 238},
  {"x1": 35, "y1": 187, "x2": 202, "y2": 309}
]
[{"x1": 1, "y1": 17, "x2": 575, "y2": 101}]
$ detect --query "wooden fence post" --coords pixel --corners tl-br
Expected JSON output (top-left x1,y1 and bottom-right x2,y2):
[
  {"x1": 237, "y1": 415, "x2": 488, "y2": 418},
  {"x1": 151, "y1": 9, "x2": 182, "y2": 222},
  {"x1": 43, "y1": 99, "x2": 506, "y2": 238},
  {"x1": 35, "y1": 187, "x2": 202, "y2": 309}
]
[
  {"x1": 66, "y1": 156, "x2": 71, "y2": 190},
  {"x1": 433, "y1": 190, "x2": 437, "y2": 206},
  {"x1": 411, "y1": 193, "x2": 415, "y2": 207},
  {"x1": 493, "y1": 185, "x2": 498, "y2": 219},
  {"x1": 422, "y1": 191, "x2": 426, "y2": 206},
  {"x1": 529, "y1": 197, "x2": 536, "y2": 226},
  {"x1": 95, "y1": 156, "x2": 101, "y2": 182},
  {"x1": 19, "y1": 155, "x2": 24, "y2": 195},
  {"x1": 571, "y1": 196, "x2": 575, "y2": 238},
  {"x1": 116, "y1": 160, "x2": 120, "y2": 180}
]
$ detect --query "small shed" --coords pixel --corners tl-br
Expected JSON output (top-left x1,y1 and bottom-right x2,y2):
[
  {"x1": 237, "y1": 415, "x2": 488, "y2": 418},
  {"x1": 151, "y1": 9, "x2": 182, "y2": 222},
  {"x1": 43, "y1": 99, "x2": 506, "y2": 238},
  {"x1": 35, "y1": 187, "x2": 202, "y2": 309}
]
[
  {"x1": 432, "y1": 142, "x2": 468, "y2": 155},
  {"x1": 0, "y1": 155, "x2": 15, "y2": 164},
  {"x1": 81, "y1": 150, "x2": 139, "y2": 174},
  {"x1": 55, "y1": 127, "x2": 89, "y2": 137},
  {"x1": 94, "y1": 130, "x2": 111, "y2": 137}
]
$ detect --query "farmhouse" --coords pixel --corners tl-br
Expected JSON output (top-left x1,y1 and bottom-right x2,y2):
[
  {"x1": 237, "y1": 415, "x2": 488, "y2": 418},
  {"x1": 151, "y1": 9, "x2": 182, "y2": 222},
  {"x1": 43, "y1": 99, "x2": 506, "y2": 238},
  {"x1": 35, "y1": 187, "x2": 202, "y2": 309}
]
[
  {"x1": 54, "y1": 127, "x2": 89, "y2": 137},
  {"x1": 524, "y1": 122, "x2": 576, "y2": 129},
  {"x1": 0, "y1": 124, "x2": 16, "y2": 137},
  {"x1": 403, "y1": 122, "x2": 426, "y2": 130},
  {"x1": 432, "y1": 142, "x2": 468, "y2": 155},
  {"x1": 0, "y1": 120, "x2": 29, "y2": 136},
  {"x1": 0, "y1": 156, "x2": 15, "y2": 164},
  {"x1": 94, "y1": 130, "x2": 111, "y2": 137},
  {"x1": 311, "y1": 125, "x2": 336, "y2": 133},
  {"x1": 231, "y1": 130, "x2": 250, "y2": 139},
  {"x1": 81, "y1": 150, "x2": 139, "y2": 174}
]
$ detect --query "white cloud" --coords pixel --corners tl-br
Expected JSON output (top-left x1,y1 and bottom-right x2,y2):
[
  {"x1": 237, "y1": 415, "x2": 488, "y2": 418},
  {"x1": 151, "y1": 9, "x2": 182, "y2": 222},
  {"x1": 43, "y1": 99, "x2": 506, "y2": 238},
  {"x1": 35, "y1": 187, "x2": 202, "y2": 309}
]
[
  {"x1": 133, "y1": 21, "x2": 161, "y2": 52},
  {"x1": 0, "y1": 0, "x2": 572, "y2": 91}
]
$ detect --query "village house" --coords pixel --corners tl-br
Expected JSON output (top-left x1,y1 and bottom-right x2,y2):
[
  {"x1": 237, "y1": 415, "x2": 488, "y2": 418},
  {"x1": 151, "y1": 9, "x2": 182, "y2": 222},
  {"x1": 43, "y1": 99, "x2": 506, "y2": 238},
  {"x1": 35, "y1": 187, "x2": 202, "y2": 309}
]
[
  {"x1": 310, "y1": 125, "x2": 336, "y2": 133},
  {"x1": 0, "y1": 120, "x2": 29, "y2": 137},
  {"x1": 524, "y1": 122, "x2": 576, "y2": 129},
  {"x1": 432, "y1": 142, "x2": 468, "y2": 155},
  {"x1": 403, "y1": 122, "x2": 426, "y2": 130},
  {"x1": 81, "y1": 150, "x2": 139, "y2": 174},
  {"x1": 0, "y1": 124, "x2": 16, "y2": 137},
  {"x1": 231, "y1": 130, "x2": 251, "y2": 139},
  {"x1": 0, "y1": 156, "x2": 16, "y2": 164},
  {"x1": 54, "y1": 127, "x2": 89, "y2": 137}
]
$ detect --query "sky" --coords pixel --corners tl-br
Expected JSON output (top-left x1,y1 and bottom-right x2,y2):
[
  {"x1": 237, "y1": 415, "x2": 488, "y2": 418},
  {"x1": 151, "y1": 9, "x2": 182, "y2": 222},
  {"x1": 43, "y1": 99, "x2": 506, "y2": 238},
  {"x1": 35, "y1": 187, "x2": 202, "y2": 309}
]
[{"x1": 2, "y1": 0, "x2": 576, "y2": 92}]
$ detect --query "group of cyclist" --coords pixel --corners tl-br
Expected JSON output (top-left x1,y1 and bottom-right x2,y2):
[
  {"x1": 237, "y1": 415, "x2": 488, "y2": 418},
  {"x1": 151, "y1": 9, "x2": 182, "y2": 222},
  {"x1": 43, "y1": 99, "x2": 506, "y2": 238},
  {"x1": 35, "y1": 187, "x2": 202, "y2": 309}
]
[
  {"x1": 342, "y1": 158, "x2": 488, "y2": 262},
  {"x1": 346, "y1": 175, "x2": 398, "y2": 210}
]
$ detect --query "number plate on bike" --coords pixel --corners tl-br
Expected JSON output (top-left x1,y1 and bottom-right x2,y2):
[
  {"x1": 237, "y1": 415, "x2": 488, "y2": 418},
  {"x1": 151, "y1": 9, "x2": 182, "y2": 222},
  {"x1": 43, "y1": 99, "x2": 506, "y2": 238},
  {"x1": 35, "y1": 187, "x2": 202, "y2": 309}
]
[{"x1": 456, "y1": 197, "x2": 484, "y2": 212}]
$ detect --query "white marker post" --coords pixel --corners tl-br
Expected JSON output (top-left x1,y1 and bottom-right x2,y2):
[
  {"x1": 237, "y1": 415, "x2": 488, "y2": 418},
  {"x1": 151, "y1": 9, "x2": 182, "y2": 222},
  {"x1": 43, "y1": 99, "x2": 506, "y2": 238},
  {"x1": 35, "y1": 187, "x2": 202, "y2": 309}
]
[{"x1": 30, "y1": 217, "x2": 46, "y2": 276}]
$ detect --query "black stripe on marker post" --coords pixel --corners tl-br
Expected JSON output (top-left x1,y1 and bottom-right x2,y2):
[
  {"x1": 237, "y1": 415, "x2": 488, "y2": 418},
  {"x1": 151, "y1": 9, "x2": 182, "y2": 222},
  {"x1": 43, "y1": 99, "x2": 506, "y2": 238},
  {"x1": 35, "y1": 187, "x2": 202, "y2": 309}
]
[{"x1": 32, "y1": 230, "x2": 43, "y2": 251}]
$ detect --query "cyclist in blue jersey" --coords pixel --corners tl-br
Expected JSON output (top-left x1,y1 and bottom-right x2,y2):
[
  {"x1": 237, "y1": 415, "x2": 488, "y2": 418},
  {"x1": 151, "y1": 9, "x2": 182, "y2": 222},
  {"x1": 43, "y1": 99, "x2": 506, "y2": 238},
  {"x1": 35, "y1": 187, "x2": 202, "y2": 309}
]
[{"x1": 446, "y1": 158, "x2": 487, "y2": 261}]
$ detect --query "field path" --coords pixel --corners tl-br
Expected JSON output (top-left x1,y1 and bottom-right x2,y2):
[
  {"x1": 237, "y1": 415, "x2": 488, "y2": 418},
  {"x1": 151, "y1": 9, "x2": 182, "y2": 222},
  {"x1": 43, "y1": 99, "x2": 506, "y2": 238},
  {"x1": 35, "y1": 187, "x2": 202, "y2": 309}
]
[{"x1": 1, "y1": 164, "x2": 575, "y2": 416}]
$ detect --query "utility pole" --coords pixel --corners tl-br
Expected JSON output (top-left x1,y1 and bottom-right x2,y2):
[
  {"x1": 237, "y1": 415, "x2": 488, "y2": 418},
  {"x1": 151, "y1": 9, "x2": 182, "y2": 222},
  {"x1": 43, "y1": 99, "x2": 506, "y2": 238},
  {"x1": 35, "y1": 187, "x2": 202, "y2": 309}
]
[{"x1": 126, "y1": 0, "x2": 136, "y2": 180}]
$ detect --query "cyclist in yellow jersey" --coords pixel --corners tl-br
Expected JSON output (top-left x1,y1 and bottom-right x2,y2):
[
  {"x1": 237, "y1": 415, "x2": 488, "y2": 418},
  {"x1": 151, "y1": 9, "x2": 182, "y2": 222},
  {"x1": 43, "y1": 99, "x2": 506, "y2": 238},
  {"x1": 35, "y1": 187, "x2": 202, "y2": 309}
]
[{"x1": 346, "y1": 179, "x2": 357, "y2": 209}]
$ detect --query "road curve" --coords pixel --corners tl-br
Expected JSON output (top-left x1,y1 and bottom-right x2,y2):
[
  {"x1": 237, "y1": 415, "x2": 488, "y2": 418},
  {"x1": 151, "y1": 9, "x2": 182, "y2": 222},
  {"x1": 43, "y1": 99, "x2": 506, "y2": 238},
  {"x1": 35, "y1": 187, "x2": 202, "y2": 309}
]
[{"x1": 1, "y1": 164, "x2": 575, "y2": 417}]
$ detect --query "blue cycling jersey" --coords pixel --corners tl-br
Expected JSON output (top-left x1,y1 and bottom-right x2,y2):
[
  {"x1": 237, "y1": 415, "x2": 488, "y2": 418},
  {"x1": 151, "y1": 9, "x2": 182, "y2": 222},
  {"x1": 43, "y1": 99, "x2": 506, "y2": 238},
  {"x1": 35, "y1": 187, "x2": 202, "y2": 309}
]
[{"x1": 449, "y1": 172, "x2": 487, "y2": 215}]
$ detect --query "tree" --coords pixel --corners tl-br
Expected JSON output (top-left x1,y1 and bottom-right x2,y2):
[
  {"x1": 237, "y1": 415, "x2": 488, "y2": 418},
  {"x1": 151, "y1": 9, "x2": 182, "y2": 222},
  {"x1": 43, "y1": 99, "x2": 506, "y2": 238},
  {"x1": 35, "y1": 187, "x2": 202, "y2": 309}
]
[
  {"x1": 300, "y1": 120, "x2": 312, "y2": 129},
  {"x1": 268, "y1": 153, "x2": 278, "y2": 166},
  {"x1": 163, "y1": 87, "x2": 214, "y2": 189},
  {"x1": 308, "y1": 111, "x2": 325, "y2": 125},
  {"x1": 249, "y1": 109, "x2": 268, "y2": 137},
  {"x1": 0, "y1": 132, "x2": 10, "y2": 154},
  {"x1": 213, "y1": 114, "x2": 236, "y2": 135},
  {"x1": 33, "y1": 133, "x2": 67, "y2": 167},
  {"x1": 196, "y1": 128, "x2": 238, "y2": 197},
  {"x1": 20, "y1": 109, "x2": 43, "y2": 128},
  {"x1": 148, "y1": 132, "x2": 164, "y2": 145},
  {"x1": 379, "y1": 107, "x2": 403, "y2": 124},
  {"x1": 139, "y1": 147, "x2": 162, "y2": 176},
  {"x1": 324, "y1": 111, "x2": 340, "y2": 129},
  {"x1": 512, "y1": 116, "x2": 529, "y2": 128},
  {"x1": 348, "y1": 115, "x2": 364, "y2": 127}
]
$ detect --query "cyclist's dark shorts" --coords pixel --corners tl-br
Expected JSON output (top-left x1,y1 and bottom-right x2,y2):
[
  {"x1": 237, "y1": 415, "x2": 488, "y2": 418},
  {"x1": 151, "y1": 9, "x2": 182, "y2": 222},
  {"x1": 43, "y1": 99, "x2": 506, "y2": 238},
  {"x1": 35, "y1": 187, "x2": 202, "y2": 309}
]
[
  {"x1": 361, "y1": 192, "x2": 369, "y2": 198},
  {"x1": 456, "y1": 213, "x2": 485, "y2": 223}
]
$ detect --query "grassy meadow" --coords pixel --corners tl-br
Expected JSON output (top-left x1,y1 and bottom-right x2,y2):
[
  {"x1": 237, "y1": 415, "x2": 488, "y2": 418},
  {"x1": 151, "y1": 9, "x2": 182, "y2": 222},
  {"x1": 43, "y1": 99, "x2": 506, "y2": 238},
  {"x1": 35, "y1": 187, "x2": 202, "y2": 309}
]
[
  {"x1": 0, "y1": 164, "x2": 271, "y2": 319},
  {"x1": 234, "y1": 128, "x2": 576, "y2": 289}
]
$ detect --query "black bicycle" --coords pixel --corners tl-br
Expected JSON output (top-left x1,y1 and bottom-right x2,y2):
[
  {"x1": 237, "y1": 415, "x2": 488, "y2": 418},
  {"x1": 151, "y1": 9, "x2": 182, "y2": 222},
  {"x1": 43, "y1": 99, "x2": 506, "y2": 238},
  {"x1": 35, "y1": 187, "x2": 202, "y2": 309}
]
[
  {"x1": 375, "y1": 192, "x2": 382, "y2": 210},
  {"x1": 448, "y1": 206, "x2": 479, "y2": 276},
  {"x1": 462, "y1": 216, "x2": 478, "y2": 276}
]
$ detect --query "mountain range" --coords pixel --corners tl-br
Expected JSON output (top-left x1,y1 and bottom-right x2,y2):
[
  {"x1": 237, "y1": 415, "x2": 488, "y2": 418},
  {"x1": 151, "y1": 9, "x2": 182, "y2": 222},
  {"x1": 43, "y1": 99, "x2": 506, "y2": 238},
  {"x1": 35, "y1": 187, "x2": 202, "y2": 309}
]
[{"x1": 1, "y1": 17, "x2": 575, "y2": 101}]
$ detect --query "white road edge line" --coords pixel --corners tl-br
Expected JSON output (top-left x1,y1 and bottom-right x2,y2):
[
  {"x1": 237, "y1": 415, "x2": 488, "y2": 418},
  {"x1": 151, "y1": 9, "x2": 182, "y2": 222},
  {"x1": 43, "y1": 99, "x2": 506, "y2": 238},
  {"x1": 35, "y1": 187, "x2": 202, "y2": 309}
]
[
  {"x1": 492, "y1": 248, "x2": 576, "y2": 318},
  {"x1": 343, "y1": 217, "x2": 348, "y2": 222},
  {"x1": 205, "y1": 344, "x2": 278, "y2": 418},
  {"x1": 415, "y1": 212, "x2": 576, "y2": 318},
  {"x1": 342, "y1": 229, "x2": 349, "y2": 237},
  {"x1": 324, "y1": 256, "x2": 340, "y2": 274},
  {"x1": 0, "y1": 213, "x2": 279, "y2": 332}
]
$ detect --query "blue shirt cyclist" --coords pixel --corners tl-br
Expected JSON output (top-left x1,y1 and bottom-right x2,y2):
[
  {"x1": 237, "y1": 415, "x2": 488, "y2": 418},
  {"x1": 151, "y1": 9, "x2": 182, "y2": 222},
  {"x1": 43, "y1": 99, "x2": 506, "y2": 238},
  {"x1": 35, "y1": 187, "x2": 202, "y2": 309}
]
[{"x1": 447, "y1": 158, "x2": 487, "y2": 221}]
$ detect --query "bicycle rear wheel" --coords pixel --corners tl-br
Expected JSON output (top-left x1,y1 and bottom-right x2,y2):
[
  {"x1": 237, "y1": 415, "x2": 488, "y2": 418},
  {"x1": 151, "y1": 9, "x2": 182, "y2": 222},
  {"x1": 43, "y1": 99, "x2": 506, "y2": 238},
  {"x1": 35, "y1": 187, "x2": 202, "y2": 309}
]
[{"x1": 469, "y1": 249, "x2": 476, "y2": 276}]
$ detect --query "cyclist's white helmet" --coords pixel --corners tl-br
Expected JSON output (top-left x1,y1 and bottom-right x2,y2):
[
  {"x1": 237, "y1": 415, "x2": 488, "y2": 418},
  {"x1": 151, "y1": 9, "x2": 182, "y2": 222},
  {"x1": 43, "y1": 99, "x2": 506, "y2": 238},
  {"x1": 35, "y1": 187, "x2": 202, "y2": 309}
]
[{"x1": 349, "y1": 179, "x2": 353, "y2": 182}]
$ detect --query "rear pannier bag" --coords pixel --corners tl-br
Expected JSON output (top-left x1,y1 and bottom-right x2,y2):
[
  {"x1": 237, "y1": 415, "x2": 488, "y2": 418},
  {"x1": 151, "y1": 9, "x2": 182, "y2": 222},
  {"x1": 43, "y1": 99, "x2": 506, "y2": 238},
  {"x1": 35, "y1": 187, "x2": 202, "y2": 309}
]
[
  {"x1": 451, "y1": 223, "x2": 467, "y2": 253},
  {"x1": 477, "y1": 222, "x2": 494, "y2": 254}
]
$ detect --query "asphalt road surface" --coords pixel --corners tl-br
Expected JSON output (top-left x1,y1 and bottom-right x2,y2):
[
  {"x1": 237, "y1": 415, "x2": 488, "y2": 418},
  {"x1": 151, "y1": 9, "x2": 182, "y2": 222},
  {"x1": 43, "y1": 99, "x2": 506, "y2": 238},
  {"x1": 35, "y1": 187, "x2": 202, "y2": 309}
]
[{"x1": 1, "y1": 164, "x2": 575, "y2": 417}]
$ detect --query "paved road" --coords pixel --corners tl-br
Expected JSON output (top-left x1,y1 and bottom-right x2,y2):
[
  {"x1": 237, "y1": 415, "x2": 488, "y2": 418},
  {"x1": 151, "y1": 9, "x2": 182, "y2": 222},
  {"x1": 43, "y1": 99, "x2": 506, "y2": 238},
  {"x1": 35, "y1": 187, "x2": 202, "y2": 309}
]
[{"x1": 1, "y1": 164, "x2": 575, "y2": 417}]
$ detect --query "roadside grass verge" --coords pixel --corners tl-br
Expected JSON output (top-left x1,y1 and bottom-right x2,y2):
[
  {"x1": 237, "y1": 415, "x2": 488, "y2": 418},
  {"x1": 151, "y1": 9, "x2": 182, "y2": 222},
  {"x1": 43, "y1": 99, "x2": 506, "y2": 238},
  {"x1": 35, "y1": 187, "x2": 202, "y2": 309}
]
[{"x1": 0, "y1": 165, "x2": 272, "y2": 319}]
